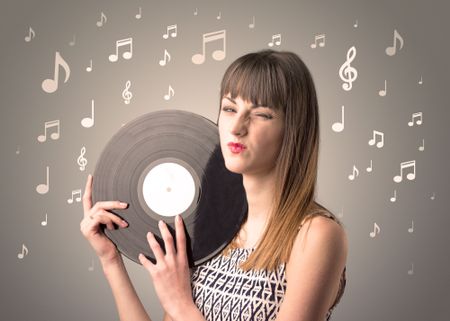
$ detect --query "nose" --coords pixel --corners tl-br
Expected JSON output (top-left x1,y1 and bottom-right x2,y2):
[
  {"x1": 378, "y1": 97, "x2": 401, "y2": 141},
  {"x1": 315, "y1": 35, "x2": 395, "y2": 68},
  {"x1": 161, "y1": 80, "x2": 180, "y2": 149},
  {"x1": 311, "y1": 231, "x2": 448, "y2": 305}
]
[{"x1": 230, "y1": 113, "x2": 248, "y2": 136}]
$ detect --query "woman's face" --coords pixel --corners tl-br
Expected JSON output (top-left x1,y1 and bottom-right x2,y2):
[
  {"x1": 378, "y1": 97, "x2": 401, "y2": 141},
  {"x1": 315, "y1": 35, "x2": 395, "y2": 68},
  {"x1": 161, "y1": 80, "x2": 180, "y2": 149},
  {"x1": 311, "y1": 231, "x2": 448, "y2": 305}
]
[{"x1": 218, "y1": 94, "x2": 285, "y2": 176}]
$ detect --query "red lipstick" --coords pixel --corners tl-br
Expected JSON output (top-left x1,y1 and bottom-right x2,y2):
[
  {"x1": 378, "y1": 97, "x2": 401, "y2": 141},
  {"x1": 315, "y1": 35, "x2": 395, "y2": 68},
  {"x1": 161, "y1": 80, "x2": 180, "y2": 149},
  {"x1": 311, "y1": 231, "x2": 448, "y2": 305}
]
[{"x1": 227, "y1": 142, "x2": 246, "y2": 154}]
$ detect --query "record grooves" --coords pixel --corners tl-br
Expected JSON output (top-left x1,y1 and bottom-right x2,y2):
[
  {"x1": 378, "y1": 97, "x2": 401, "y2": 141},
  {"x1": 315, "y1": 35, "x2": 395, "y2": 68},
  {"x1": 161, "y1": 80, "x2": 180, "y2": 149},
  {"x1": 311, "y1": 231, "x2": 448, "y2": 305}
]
[{"x1": 92, "y1": 110, "x2": 247, "y2": 266}]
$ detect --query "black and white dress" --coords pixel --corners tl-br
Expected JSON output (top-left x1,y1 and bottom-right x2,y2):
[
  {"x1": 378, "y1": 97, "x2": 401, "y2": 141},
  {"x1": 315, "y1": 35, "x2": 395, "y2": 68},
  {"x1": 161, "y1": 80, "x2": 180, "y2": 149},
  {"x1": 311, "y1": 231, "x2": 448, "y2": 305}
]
[{"x1": 191, "y1": 214, "x2": 347, "y2": 321}]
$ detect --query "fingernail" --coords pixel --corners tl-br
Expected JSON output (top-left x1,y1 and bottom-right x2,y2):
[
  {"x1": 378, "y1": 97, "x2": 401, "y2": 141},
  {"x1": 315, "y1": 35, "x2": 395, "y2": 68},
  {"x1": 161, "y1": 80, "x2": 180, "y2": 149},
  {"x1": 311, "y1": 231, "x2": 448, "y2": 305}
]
[
  {"x1": 121, "y1": 220, "x2": 128, "y2": 227},
  {"x1": 120, "y1": 202, "x2": 128, "y2": 207},
  {"x1": 158, "y1": 220, "x2": 164, "y2": 227},
  {"x1": 176, "y1": 215, "x2": 181, "y2": 222}
]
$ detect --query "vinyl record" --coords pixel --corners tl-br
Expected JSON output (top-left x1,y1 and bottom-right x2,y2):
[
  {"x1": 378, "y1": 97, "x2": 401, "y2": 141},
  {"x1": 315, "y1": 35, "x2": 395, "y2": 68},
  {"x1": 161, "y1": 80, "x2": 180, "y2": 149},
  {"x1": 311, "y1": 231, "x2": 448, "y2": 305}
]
[{"x1": 92, "y1": 109, "x2": 247, "y2": 266}]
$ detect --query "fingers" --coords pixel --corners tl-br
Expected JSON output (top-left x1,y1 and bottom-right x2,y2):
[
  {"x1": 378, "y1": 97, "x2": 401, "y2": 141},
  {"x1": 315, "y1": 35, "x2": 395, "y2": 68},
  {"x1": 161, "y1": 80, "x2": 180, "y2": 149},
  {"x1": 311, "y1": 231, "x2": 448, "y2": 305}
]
[
  {"x1": 91, "y1": 211, "x2": 128, "y2": 230},
  {"x1": 159, "y1": 220, "x2": 175, "y2": 257},
  {"x1": 146, "y1": 231, "x2": 166, "y2": 263},
  {"x1": 175, "y1": 215, "x2": 187, "y2": 258},
  {"x1": 82, "y1": 174, "x2": 93, "y2": 216}
]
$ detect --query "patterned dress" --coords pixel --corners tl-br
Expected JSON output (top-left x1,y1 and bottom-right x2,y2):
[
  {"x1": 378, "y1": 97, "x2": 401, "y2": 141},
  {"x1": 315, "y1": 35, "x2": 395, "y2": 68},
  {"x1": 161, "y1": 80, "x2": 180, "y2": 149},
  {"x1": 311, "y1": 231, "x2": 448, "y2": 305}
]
[{"x1": 191, "y1": 214, "x2": 347, "y2": 321}]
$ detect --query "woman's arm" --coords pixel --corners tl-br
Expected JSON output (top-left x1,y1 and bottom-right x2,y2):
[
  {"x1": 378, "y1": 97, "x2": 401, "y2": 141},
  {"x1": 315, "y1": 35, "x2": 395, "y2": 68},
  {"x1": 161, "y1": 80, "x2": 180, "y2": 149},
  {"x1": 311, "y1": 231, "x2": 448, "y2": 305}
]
[
  {"x1": 102, "y1": 255, "x2": 152, "y2": 321},
  {"x1": 276, "y1": 215, "x2": 348, "y2": 321}
]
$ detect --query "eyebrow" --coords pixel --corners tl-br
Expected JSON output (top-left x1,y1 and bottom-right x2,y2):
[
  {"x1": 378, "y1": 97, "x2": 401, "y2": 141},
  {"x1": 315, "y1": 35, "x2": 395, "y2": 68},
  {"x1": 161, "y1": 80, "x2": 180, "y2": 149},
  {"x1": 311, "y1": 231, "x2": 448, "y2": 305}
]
[{"x1": 222, "y1": 97, "x2": 267, "y2": 109}]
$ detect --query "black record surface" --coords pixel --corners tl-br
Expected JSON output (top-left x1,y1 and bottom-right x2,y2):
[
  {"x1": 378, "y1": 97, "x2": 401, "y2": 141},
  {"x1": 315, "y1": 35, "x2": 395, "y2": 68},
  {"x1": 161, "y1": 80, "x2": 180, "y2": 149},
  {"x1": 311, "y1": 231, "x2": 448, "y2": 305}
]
[{"x1": 92, "y1": 109, "x2": 247, "y2": 266}]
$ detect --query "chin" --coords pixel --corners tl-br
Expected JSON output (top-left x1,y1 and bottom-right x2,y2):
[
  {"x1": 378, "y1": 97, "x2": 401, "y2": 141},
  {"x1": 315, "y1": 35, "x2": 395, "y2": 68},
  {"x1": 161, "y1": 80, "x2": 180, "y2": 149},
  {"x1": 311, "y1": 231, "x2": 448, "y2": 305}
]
[{"x1": 223, "y1": 160, "x2": 246, "y2": 174}]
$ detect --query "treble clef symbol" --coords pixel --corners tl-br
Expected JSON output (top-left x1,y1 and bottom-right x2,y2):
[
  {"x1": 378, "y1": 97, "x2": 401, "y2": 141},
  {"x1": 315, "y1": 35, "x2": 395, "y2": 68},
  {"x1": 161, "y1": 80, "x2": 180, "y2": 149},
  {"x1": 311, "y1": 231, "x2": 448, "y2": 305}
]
[
  {"x1": 77, "y1": 146, "x2": 88, "y2": 171},
  {"x1": 122, "y1": 80, "x2": 133, "y2": 104},
  {"x1": 339, "y1": 46, "x2": 358, "y2": 91}
]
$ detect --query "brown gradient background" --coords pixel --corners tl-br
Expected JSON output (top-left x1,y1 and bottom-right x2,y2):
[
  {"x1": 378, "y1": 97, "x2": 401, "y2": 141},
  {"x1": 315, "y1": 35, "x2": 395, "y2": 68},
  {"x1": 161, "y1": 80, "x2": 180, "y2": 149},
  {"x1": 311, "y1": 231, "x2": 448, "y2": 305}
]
[{"x1": 1, "y1": 0, "x2": 449, "y2": 320}]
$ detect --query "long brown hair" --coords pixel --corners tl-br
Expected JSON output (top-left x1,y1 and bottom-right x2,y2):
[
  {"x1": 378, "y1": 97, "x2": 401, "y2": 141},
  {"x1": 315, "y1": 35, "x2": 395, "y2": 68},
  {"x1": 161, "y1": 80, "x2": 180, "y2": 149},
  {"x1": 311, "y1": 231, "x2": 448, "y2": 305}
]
[{"x1": 218, "y1": 49, "x2": 341, "y2": 271}]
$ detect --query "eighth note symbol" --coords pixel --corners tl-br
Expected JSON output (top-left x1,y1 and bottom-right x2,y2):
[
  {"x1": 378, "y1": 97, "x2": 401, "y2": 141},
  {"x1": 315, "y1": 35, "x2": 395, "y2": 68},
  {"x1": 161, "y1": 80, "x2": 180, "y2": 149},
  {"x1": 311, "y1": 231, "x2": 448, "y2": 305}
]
[
  {"x1": 109, "y1": 38, "x2": 133, "y2": 62},
  {"x1": 348, "y1": 165, "x2": 359, "y2": 181},
  {"x1": 393, "y1": 160, "x2": 416, "y2": 183},
  {"x1": 268, "y1": 34, "x2": 282, "y2": 47},
  {"x1": 25, "y1": 27, "x2": 35, "y2": 42},
  {"x1": 368, "y1": 130, "x2": 384, "y2": 148},
  {"x1": 77, "y1": 146, "x2": 88, "y2": 171},
  {"x1": 386, "y1": 29, "x2": 404, "y2": 56},
  {"x1": 67, "y1": 189, "x2": 82, "y2": 204},
  {"x1": 310, "y1": 34, "x2": 325, "y2": 49},
  {"x1": 369, "y1": 222, "x2": 381, "y2": 238},
  {"x1": 42, "y1": 51, "x2": 71, "y2": 93},
  {"x1": 164, "y1": 85, "x2": 174, "y2": 100},
  {"x1": 18, "y1": 244, "x2": 29, "y2": 259}
]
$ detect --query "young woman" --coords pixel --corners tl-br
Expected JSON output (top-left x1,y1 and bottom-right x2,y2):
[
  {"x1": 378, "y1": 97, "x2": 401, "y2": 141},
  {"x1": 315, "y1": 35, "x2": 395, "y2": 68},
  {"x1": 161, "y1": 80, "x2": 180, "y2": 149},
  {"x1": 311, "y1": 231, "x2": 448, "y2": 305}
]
[{"x1": 81, "y1": 49, "x2": 348, "y2": 321}]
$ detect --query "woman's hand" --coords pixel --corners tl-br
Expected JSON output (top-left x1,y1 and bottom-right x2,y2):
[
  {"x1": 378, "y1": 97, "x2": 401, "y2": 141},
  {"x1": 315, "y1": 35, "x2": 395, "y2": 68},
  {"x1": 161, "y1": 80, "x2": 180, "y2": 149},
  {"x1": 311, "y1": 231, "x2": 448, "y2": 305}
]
[
  {"x1": 139, "y1": 216, "x2": 194, "y2": 320},
  {"x1": 80, "y1": 174, "x2": 129, "y2": 265}
]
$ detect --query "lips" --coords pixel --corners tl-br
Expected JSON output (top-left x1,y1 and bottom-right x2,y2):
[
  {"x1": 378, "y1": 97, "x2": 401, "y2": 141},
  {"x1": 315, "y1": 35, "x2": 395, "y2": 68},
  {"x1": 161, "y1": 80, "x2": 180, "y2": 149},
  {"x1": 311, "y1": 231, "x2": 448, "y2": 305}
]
[{"x1": 227, "y1": 142, "x2": 247, "y2": 153}]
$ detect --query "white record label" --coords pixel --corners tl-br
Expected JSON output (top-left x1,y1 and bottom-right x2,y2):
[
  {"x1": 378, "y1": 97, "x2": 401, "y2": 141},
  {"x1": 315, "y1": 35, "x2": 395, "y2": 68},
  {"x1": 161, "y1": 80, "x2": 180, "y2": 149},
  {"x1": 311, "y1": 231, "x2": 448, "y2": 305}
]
[{"x1": 142, "y1": 162, "x2": 196, "y2": 217}]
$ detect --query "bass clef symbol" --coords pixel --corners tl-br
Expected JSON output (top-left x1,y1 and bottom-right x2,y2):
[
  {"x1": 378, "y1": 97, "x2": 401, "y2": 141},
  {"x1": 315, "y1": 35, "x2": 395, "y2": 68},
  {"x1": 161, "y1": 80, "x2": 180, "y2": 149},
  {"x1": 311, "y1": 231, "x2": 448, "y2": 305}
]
[{"x1": 339, "y1": 46, "x2": 358, "y2": 91}]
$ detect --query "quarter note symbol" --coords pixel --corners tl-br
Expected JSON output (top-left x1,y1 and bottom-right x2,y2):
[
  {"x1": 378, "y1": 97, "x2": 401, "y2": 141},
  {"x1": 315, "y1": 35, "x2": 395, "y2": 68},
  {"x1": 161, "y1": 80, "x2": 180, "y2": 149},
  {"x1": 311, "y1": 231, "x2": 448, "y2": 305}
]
[
  {"x1": 430, "y1": 192, "x2": 435, "y2": 200},
  {"x1": 67, "y1": 189, "x2": 82, "y2": 204},
  {"x1": 192, "y1": 30, "x2": 226, "y2": 64},
  {"x1": 194, "y1": 8, "x2": 198, "y2": 15},
  {"x1": 408, "y1": 112, "x2": 423, "y2": 126},
  {"x1": 25, "y1": 27, "x2": 35, "y2": 42},
  {"x1": 268, "y1": 34, "x2": 282, "y2": 47},
  {"x1": 159, "y1": 49, "x2": 171, "y2": 66},
  {"x1": 353, "y1": 20, "x2": 358, "y2": 28},
  {"x1": 88, "y1": 259, "x2": 94, "y2": 271},
  {"x1": 77, "y1": 146, "x2": 88, "y2": 171},
  {"x1": 339, "y1": 46, "x2": 358, "y2": 91},
  {"x1": 163, "y1": 24, "x2": 177, "y2": 39},
  {"x1": 368, "y1": 130, "x2": 384, "y2": 148},
  {"x1": 18, "y1": 244, "x2": 29, "y2": 259},
  {"x1": 96, "y1": 12, "x2": 107, "y2": 27},
  {"x1": 390, "y1": 189, "x2": 397, "y2": 202},
  {"x1": 41, "y1": 213, "x2": 48, "y2": 226},
  {"x1": 42, "y1": 51, "x2": 71, "y2": 93},
  {"x1": 418, "y1": 76, "x2": 423, "y2": 85},
  {"x1": 216, "y1": 11, "x2": 221, "y2": 20},
  {"x1": 348, "y1": 165, "x2": 359, "y2": 181},
  {"x1": 369, "y1": 222, "x2": 380, "y2": 238},
  {"x1": 379, "y1": 80, "x2": 387, "y2": 96},
  {"x1": 418, "y1": 139, "x2": 424, "y2": 151},
  {"x1": 122, "y1": 80, "x2": 133, "y2": 104},
  {"x1": 109, "y1": 38, "x2": 133, "y2": 62},
  {"x1": 310, "y1": 34, "x2": 325, "y2": 48},
  {"x1": 393, "y1": 160, "x2": 416, "y2": 183},
  {"x1": 386, "y1": 29, "x2": 404, "y2": 56},
  {"x1": 408, "y1": 220, "x2": 414, "y2": 233},
  {"x1": 37, "y1": 119, "x2": 60, "y2": 142},
  {"x1": 164, "y1": 85, "x2": 174, "y2": 100},
  {"x1": 249, "y1": 16, "x2": 255, "y2": 29},
  {"x1": 408, "y1": 263, "x2": 414, "y2": 275},
  {"x1": 135, "y1": 7, "x2": 142, "y2": 19},
  {"x1": 86, "y1": 59, "x2": 93, "y2": 72},
  {"x1": 332, "y1": 105, "x2": 344, "y2": 132},
  {"x1": 81, "y1": 100, "x2": 95, "y2": 128},
  {"x1": 36, "y1": 166, "x2": 50, "y2": 194},
  {"x1": 366, "y1": 160, "x2": 373, "y2": 173}
]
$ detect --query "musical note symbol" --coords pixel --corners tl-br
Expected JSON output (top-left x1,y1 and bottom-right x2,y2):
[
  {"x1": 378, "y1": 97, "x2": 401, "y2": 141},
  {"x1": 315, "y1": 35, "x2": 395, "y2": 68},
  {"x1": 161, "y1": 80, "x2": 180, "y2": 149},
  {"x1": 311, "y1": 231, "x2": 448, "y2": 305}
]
[
  {"x1": 86, "y1": 59, "x2": 93, "y2": 72},
  {"x1": 408, "y1": 262, "x2": 414, "y2": 275},
  {"x1": 192, "y1": 30, "x2": 226, "y2": 64},
  {"x1": 194, "y1": 8, "x2": 198, "y2": 15},
  {"x1": 37, "y1": 120, "x2": 60, "y2": 142},
  {"x1": 379, "y1": 80, "x2": 387, "y2": 96},
  {"x1": 69, "y1": 34, "x2": 76, "y2": 46},
  {"x1": 249, "y1": 16, "x2": 255, "y2": 29},
  {"x1": 36, "y1": 166, "x2": 50, "y2": 194},
  {"x1": 310, "y1": 34, "x2": 325, "y2": 49},
  {"x1": 67, "y1": 189, "x2": 82, "y2": 204},
  {"x1": 135, "y1": 7, "x2": 142, "y2": 19},
  {"x1": 25, "y1": 27, "x2": 35, "y2": 42},
  {"x1": 163, "y1": 24, "x2": 177, "y2": 39},
  {"x1": 217, "y1": 11, "x2": 221, "y2": 20},
  {"x1": 41, "y1": 213, "x2": 48, "y2": 226},
  {"x1": 368, "y1": 130, "x2": 384, "y2": 148},
  {"x1": 339, "y1": 46, "x2": 358, "y2": 91},
  {"x1": 109, "y1": 38, "x2": 133, "y2": 62},
  {"x1": 418, "y1": 139, "x2": 425, "y2": 151},
  {"x1": 332, "y1": 105, "x2": 344, "y2": 132},
  {"x1": 122, "y1": 80, "x2": 133, "y2": 104},
  {"x1": 386, "y1": 29, "x2": 404, "y2": 56},
  {"x1": 408, "y1": 112, "x2": 423, "y2": 126},
  {"x1": 164, "y1": 85, "x2": 174, "y2": 100},
  {"x1": 353, "y1": 20, "x2": 358, "y2": 28},
  {"x1": 430, "y1": 192, "x2": 435, "y2": 200},
  {"x1": 77, "y1": 146, "x2": 88, "y2": 171},
  {"x1": 16, "y1": 145, "x2": 20, "y2": 155},
  {"x1": 159, "y1": 49, "x2": 171, "y2": 66},
  {"x1": 96, "y1": 12, "x2": 107, "y2": 27},
  {"x1": 366, "y1": 160, "x2": 373, "y2": 173},
  {"x1": 337, "y1": 208, "x2": 344, "y2": 218},
  {"x1": 81, "y1": 100, "x2": 95, "y2": 128},
  {"x1": 348, "y1": 165, "x2": 359, "y2": 181},
  {"x1": 88, "y1": 259, "x2": 94, "y2": 271},
  {"x1": 18, "y1": 244, "x2": 29, "y2": 259},
  {"x1": 408, "y1": 220, "x2": 414, "y2": 233},
  {"x1": 390, "y1": 189, "x2": 397, "y2": 202},
  {"x1": 369, "y1": 222, "x2": 380, "y2": 238},
  {"x1": 418, "y1": 76, "x2": 423, "y2": 85},
  {"x1": 268, "y1": 34, "x2": 282, "y2": 47},
  {"x1": 393, "y1": 160, "x2": 416, "y2": 183},
  {"x1": 42, "y1": 52, "x2": 70, "y2": 93}
]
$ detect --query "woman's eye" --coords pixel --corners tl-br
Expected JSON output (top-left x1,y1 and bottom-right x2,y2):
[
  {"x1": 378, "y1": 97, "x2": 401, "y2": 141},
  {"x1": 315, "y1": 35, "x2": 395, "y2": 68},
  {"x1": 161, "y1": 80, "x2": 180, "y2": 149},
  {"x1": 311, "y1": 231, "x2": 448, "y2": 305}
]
[
  {"x1": 256, "y1": 113, "x2": 273, "y2": 120},
  {"x1": 222, "y1": 107, "x2": 236, "y2": 112}
]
